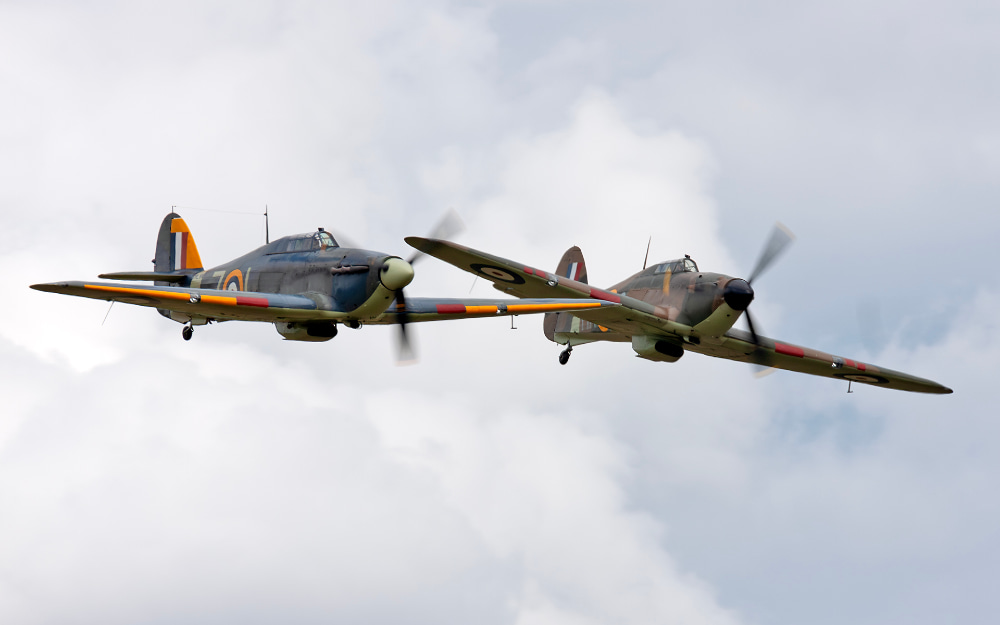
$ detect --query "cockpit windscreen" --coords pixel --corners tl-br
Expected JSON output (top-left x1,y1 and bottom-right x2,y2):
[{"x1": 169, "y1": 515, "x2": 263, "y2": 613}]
[{"x1": 653, "y1": 257, "x2": 698, "y2": 274}]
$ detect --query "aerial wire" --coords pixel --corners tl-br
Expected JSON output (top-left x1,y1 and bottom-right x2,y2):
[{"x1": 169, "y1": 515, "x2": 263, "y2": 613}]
[{"x1": 101, "y1": 300, "x2": 115, "y2": 326}]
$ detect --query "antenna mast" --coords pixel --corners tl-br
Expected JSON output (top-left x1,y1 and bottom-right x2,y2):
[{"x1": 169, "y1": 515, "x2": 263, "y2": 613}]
[{"x1": 264, "y1": 205, "x2": 270, "y2": 244}]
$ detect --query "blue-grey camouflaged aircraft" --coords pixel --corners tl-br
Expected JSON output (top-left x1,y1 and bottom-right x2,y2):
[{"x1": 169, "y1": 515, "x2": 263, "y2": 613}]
[
  {"x1": 30, "y1": 212, "x2": 617, "y2": 361},
  {"x1": 406, "y1": 227, "x2": 953, "y2": 394}
]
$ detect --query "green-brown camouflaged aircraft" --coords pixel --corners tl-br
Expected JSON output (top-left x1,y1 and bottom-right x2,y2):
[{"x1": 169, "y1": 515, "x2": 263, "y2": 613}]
[{"x1": 406, "y1": 227, "x2": 952, "y2": 395}]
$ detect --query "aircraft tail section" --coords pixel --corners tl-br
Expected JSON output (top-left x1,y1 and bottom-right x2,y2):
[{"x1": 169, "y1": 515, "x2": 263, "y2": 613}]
[
  {"x1": 154, "y1": 212, "x2": 204, "y2": 275},
  {"x1": 544, "y1": 246, "x2": 588, "y2": 342},
  {"x1": 555, "y1": 246, "x2": 588, "y2": 284}
]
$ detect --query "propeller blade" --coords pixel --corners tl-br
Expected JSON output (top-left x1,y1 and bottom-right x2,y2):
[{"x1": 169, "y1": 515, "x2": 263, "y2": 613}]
[
  {"x1": 739, "y1": 222, "x2": 793, "y2": 378},
  {"x1": 397, "y1": 322, "x2": 416, "y2": 364},
  {"x1": 747, "y1": 222, "x2": 795, "y2": 285},
  {"x1": 744, "y1": 309, "x2": 773, "y2": 373},
  {"x1": 744, "y1": 308, "x2": 761, "y2": 346},
  {"x1": 394, "y1": 289, "x2": 417, "y2": 365},
  {"x1": 407, "y1": 208, "x2": 465, "y2": 264}
]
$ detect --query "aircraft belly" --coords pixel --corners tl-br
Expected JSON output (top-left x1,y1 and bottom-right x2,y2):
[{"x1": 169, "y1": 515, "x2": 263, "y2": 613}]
[{"x1": 554, "y1": 331, "x2": 629, "y2": 344}]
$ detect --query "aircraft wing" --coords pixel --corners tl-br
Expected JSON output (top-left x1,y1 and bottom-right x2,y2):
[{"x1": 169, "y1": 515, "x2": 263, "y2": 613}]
[
  {"x1": 31, "y1": 281, "x2": 620, "y2": 326},
  {"x1": 370, "y1": 297, "x2": 619, "y2": 324},
  {"x1": 405, "y1": 237, "x2": 614, "y2": 301},
  {"x1": 685, "y1": 328, "x2": 953, "y2": 394},
  {"x1": 30, "y1": 281, "x2": 336, "y2": 323}
]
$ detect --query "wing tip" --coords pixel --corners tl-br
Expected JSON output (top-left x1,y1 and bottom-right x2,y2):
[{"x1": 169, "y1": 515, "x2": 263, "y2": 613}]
[
  {"x1": 405, "y1": 236, "x2": 443, "y2": 254},
  {"x1": 30, "y1": 282, "x2": 66, "y2": 293}
]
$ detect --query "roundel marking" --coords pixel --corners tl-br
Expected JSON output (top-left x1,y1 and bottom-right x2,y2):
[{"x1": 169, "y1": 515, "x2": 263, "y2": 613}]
[
  {"x1": 834, "y1": 373, "x2": 890, "y2": 385},
  {"x1": 470, "y1": 263, "x2": 525, "y2": 284},
  {"x1": 224, "y1": 269, "x2": 244, "y2": 291}
]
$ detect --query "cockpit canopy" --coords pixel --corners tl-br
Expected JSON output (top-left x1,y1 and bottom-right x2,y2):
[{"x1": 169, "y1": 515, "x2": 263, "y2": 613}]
[
  {"x1": 652, "y1": 256, "x2": 698, "y2": 274},
  {"x1": 273, "y1": 230, "x2": 339, "y2": 253}
]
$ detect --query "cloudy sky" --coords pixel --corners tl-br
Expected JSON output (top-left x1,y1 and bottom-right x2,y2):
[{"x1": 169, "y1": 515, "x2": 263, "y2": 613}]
[{"x1": 2, "y1": 1, "x2": 998, "y2": 623}]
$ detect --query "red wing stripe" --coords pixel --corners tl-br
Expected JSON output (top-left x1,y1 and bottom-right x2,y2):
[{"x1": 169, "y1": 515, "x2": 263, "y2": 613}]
[
  {"x1": 775, "y1": 342, "x2": 805, "y2": 358},
  {"x1": 436, "y1": 304, "x2": 467, "y2": 314},
  {"x1": 236, "y1": 296, "x2": 270, "y2": 308},
  {"x1": 590, "y1": 288, "x2": 621, "y2": 303}
]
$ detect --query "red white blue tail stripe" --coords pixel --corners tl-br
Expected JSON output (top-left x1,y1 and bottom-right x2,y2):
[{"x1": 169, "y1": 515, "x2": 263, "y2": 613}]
[{"x1": 565, "y1": 262, "x2": 582, "y2": 280}]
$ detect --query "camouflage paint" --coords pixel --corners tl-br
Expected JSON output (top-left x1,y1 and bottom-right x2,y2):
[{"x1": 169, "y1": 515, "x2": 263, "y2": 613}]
[{"x1": 405, "y1": 236, "x2": 952, "y2": 395}]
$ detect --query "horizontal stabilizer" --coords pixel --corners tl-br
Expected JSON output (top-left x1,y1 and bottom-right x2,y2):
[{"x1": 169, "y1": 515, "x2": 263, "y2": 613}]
[{"x1": 98, "y1": 272, "x2": 189, "y2": 282}]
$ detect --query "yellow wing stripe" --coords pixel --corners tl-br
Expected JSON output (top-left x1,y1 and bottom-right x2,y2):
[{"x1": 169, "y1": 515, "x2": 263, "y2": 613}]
[
  {"x1": 434, "y1": 301, "x2": 606, "y2": 315},
  {"x1": 85, "y1": 284, "x2": 238, "y2": 306}
]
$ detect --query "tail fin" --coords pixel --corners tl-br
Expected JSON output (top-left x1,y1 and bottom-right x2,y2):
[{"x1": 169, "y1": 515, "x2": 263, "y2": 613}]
[
  {"x1": 154, "y1": 213, "x2": 203, "y2": 274},
  {"x1": 556, "y1": 246, "x2": 588, "y2": 284},
  {"x1": 544, "y1": 246, "x2": 588, "y2": 342}
]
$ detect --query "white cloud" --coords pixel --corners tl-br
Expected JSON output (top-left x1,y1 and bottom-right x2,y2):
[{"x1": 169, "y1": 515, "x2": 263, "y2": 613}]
[
  {"x1": 418, "y1": 90, "x2": 731, "y2": 288},
  {"x1": 2, "y1": 2, "x2": 997, "y2": 625}
]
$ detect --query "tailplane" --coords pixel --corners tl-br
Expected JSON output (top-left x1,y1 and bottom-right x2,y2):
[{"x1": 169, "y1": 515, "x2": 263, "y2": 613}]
[{"x1": 544, "y1": 246, "x2": 588, "y2": 342}]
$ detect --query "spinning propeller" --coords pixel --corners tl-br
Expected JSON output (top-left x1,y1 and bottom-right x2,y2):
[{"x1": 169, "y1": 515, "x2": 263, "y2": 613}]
[
  {"x1": 393, "y1": 209, "x2": 465, "y2": 364},
  {"x1": 732, "y1": 223, "x2": 795, "y2": 365}
]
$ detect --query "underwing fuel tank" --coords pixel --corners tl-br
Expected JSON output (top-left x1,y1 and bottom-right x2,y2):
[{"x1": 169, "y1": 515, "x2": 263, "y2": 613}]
[
  {"x1": 275, "y1": 321, "x2": 338, "y2": 342},
  {"x1": 632, "y1": 335, "x2": 684, "y2": 363}
]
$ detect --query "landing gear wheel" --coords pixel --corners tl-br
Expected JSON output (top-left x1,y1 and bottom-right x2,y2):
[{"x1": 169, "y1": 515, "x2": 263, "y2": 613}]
[
  {"x1": 182, "y1": 325, "x2": 193, "y2": 341},
  {"x1": 558, "y1": 345, "x2": 573, "y2": 365}
]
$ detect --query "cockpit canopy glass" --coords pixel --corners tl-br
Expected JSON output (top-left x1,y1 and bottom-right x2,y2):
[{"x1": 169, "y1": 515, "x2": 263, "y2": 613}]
[
  {"x1": 275, "y1": 231, "x2": 339, "y2": 253},
  {"x1": 316, "y1": 231, "x2": 338, "y2": 249},
  {"x1": 652, "y1": 258, "x2": 698, "y2": 274}
]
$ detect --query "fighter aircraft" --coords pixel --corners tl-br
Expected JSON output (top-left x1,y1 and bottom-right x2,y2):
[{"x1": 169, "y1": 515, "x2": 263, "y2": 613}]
[
  {"x1": 30, "y1": 212, "x2": 617, "y2": 361},
  {"x1": 405, "y1": 228, "x2": 953, "y2": 394}
]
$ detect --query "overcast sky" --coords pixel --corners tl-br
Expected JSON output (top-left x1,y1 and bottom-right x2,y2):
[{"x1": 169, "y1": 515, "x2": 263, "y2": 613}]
[{"x1": 2, "y1": 2, "x2": 998, "y2": 624}]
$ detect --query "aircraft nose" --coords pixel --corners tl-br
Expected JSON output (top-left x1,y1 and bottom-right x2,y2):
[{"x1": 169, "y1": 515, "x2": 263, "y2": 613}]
[
  {"x1": 723, "y1": 278, "x2": 754, "y2": 311},
  {"x1": 379, "y1": 257, "x2": 415, "y2": 291}
]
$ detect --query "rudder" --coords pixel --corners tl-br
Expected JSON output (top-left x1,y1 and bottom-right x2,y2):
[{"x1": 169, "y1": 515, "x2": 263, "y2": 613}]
[
  {"x1": 154, "y1": 212, "x2": 204, "y2": 275},
  {"x1": 544, "y1": 246, "x2": 588, "y2": 342}
]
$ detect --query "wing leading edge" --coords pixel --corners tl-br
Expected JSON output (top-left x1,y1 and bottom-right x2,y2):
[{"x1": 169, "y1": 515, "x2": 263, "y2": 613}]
[
  {"x1": 31, "y1": 281, "x2": 619, "y2": 326},
  {"x1": 31, "y1": 281, "x2": 327, "y2": 323},
  {"x1": 371, "y1": 297, "x2": 619, "y2": 324}
]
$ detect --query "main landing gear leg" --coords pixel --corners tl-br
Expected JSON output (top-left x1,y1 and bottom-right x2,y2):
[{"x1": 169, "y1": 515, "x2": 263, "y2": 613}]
[
  {"x1": 558, "y1": 344, "x2": 573, "y2": 365},
  {"x1": 182, "y1": 324, "x2": 193, "y2": 341}
]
